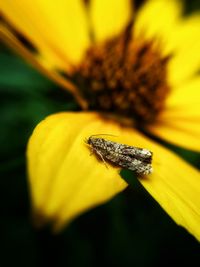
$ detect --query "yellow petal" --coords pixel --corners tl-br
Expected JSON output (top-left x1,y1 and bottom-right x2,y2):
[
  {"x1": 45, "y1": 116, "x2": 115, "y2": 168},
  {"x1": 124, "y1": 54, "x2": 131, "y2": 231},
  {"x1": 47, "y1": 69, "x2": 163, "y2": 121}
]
[
  {"x1": 134, "y1": 0, "x2": 182, "y2": 44},
  {"x1": 89, "y1": 0, "x2": 133, "y2": 42},
  {"x1": 139, "y1": 145, "x2": 200, "y2": 241},
  {"x1": 147, "y1": 77, "x2": 200, "y2": 151},
  {"x1": 27, "y1": 112, "x2": 200, "y2": 241},
  {"x1": 167, "y1": 14, "x2": 200, "y2": 86},
  {"x1": 147, "y1": 119, "x2": 200, "y2": 152},
  {"x1": 1, "y1": 0, "x2": 90, "y2": 67},
  {"x1": 28, "y1": 111, "x2": 157, "y2": 230},
  {"x1": 122, "y1": 130, "x2": 200, "y2": 240},
  {"x1": 0, "y1": 25, "x2": 88, "y2": 109},
  {"x1": 165, "y1": 76, "x2": 200, "y2": 119},
  {"x1": 27, "y1": 112, "x2": 128, "y2": 230}
]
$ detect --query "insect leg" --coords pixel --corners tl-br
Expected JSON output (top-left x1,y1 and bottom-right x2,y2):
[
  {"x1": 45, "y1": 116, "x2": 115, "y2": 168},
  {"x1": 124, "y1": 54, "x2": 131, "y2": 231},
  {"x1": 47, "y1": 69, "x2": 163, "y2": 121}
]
[{"x1": 94, "y1": 148, "x2": 109, "y2": 169}]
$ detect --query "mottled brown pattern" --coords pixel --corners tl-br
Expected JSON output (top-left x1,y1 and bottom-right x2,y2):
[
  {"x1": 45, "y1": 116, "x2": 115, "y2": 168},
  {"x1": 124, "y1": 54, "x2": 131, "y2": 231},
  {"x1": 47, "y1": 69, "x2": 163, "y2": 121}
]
[{"x1": 87, "y1": 137, "x2": 153, "y2": 175}]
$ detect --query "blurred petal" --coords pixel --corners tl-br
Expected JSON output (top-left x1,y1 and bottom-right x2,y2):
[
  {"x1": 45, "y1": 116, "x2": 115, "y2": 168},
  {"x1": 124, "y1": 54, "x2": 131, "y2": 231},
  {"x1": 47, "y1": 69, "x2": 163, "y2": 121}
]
[
  {"x1": 147, "y1": 119, "x2": 200, "y2": 152},
  {"x1": 165, "y1": 76, "x2": 200, "y2": 119},
  {"x1": 1, "y1": 0, "x2": 90, "y2": 67},
  {"x1": 90, "y1": 0, "x2": 133, "y2": 42},
  {"x1": 134, "y1": 0, "x2": 182, "y2": 45},
  {"x1": 167, "y1": 14, "x2": 200, "y2": 86},
  {"x1": 0, "y1": 25, "x2": 88, "y2": 109},
  {"x1": 147, "y1": 77, "x2": 200, "y2": 151},
  {"x1": 135, "y1": 0, "x2": 200, "y2": 86},
  {"x1": 27, "y1": 112, "x2": 200, "y2": 240}
]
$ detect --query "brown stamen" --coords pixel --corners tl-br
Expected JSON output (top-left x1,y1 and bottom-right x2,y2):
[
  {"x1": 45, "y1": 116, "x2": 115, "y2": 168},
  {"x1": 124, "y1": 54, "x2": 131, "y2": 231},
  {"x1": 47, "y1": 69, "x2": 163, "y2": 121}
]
[{"x1": 74, "y1": 25, "x2": 170, "y2": 125}]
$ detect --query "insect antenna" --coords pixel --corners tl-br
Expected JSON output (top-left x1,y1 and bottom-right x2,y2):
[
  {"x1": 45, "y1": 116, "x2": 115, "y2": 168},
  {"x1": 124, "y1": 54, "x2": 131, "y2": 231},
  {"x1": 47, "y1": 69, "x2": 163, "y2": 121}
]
[{"x1": 88, "y1": 133, "x2": 118, "y2": 138}]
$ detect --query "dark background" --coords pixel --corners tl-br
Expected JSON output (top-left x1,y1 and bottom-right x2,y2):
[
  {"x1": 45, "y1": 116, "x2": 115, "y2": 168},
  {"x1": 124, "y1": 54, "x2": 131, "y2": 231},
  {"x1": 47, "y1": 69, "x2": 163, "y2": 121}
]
[{"x1": 0, "y1": 1, "x2": 200, "y2": 266}]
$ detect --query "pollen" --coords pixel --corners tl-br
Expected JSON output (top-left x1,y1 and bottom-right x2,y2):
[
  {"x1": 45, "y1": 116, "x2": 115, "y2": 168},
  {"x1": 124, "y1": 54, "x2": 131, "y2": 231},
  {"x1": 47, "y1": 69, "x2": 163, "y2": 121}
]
[{"x1": 74, "y1": 24, "x2": 170, "y2": 125}]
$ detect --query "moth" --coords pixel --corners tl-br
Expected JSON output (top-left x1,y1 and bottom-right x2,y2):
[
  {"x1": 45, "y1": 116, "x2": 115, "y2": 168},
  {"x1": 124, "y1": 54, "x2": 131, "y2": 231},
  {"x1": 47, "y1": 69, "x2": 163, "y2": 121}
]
[{"x1": 86, "y1": 135, "x2": 153, "y2": 175}]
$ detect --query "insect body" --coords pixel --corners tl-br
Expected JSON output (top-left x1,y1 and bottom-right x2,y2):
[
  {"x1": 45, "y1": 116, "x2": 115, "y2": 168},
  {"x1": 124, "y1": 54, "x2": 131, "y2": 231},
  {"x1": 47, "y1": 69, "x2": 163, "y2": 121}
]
[{"x1": 87, "y1": 136, "x2": 153, "y2": 175}]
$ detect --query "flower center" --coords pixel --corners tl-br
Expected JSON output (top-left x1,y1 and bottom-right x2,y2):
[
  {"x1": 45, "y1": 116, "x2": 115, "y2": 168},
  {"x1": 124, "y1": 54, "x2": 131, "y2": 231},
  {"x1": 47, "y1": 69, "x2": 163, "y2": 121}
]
[{"x1": 74, "y1": 25, "x2": 170, "y2": 125}]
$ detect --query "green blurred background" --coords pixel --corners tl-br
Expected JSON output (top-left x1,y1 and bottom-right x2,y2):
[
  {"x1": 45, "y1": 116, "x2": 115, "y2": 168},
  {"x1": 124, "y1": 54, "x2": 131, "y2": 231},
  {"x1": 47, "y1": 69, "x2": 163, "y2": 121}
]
[{"x1": 0, "y1": 1, "x2": 200, "y2": 266}]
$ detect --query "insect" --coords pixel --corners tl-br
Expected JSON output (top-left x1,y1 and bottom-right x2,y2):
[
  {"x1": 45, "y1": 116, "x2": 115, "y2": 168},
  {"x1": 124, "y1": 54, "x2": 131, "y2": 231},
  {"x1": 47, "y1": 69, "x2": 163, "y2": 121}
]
[{"x1": 86, "y1": 135, "x2": 153, "y2": 176}]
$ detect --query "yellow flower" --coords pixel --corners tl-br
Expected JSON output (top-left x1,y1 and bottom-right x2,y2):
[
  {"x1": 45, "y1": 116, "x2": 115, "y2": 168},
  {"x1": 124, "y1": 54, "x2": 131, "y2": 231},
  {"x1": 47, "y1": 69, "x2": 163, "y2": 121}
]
[{"x1": 1, "y1": 0, "x2": 200, "y2": 239}]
